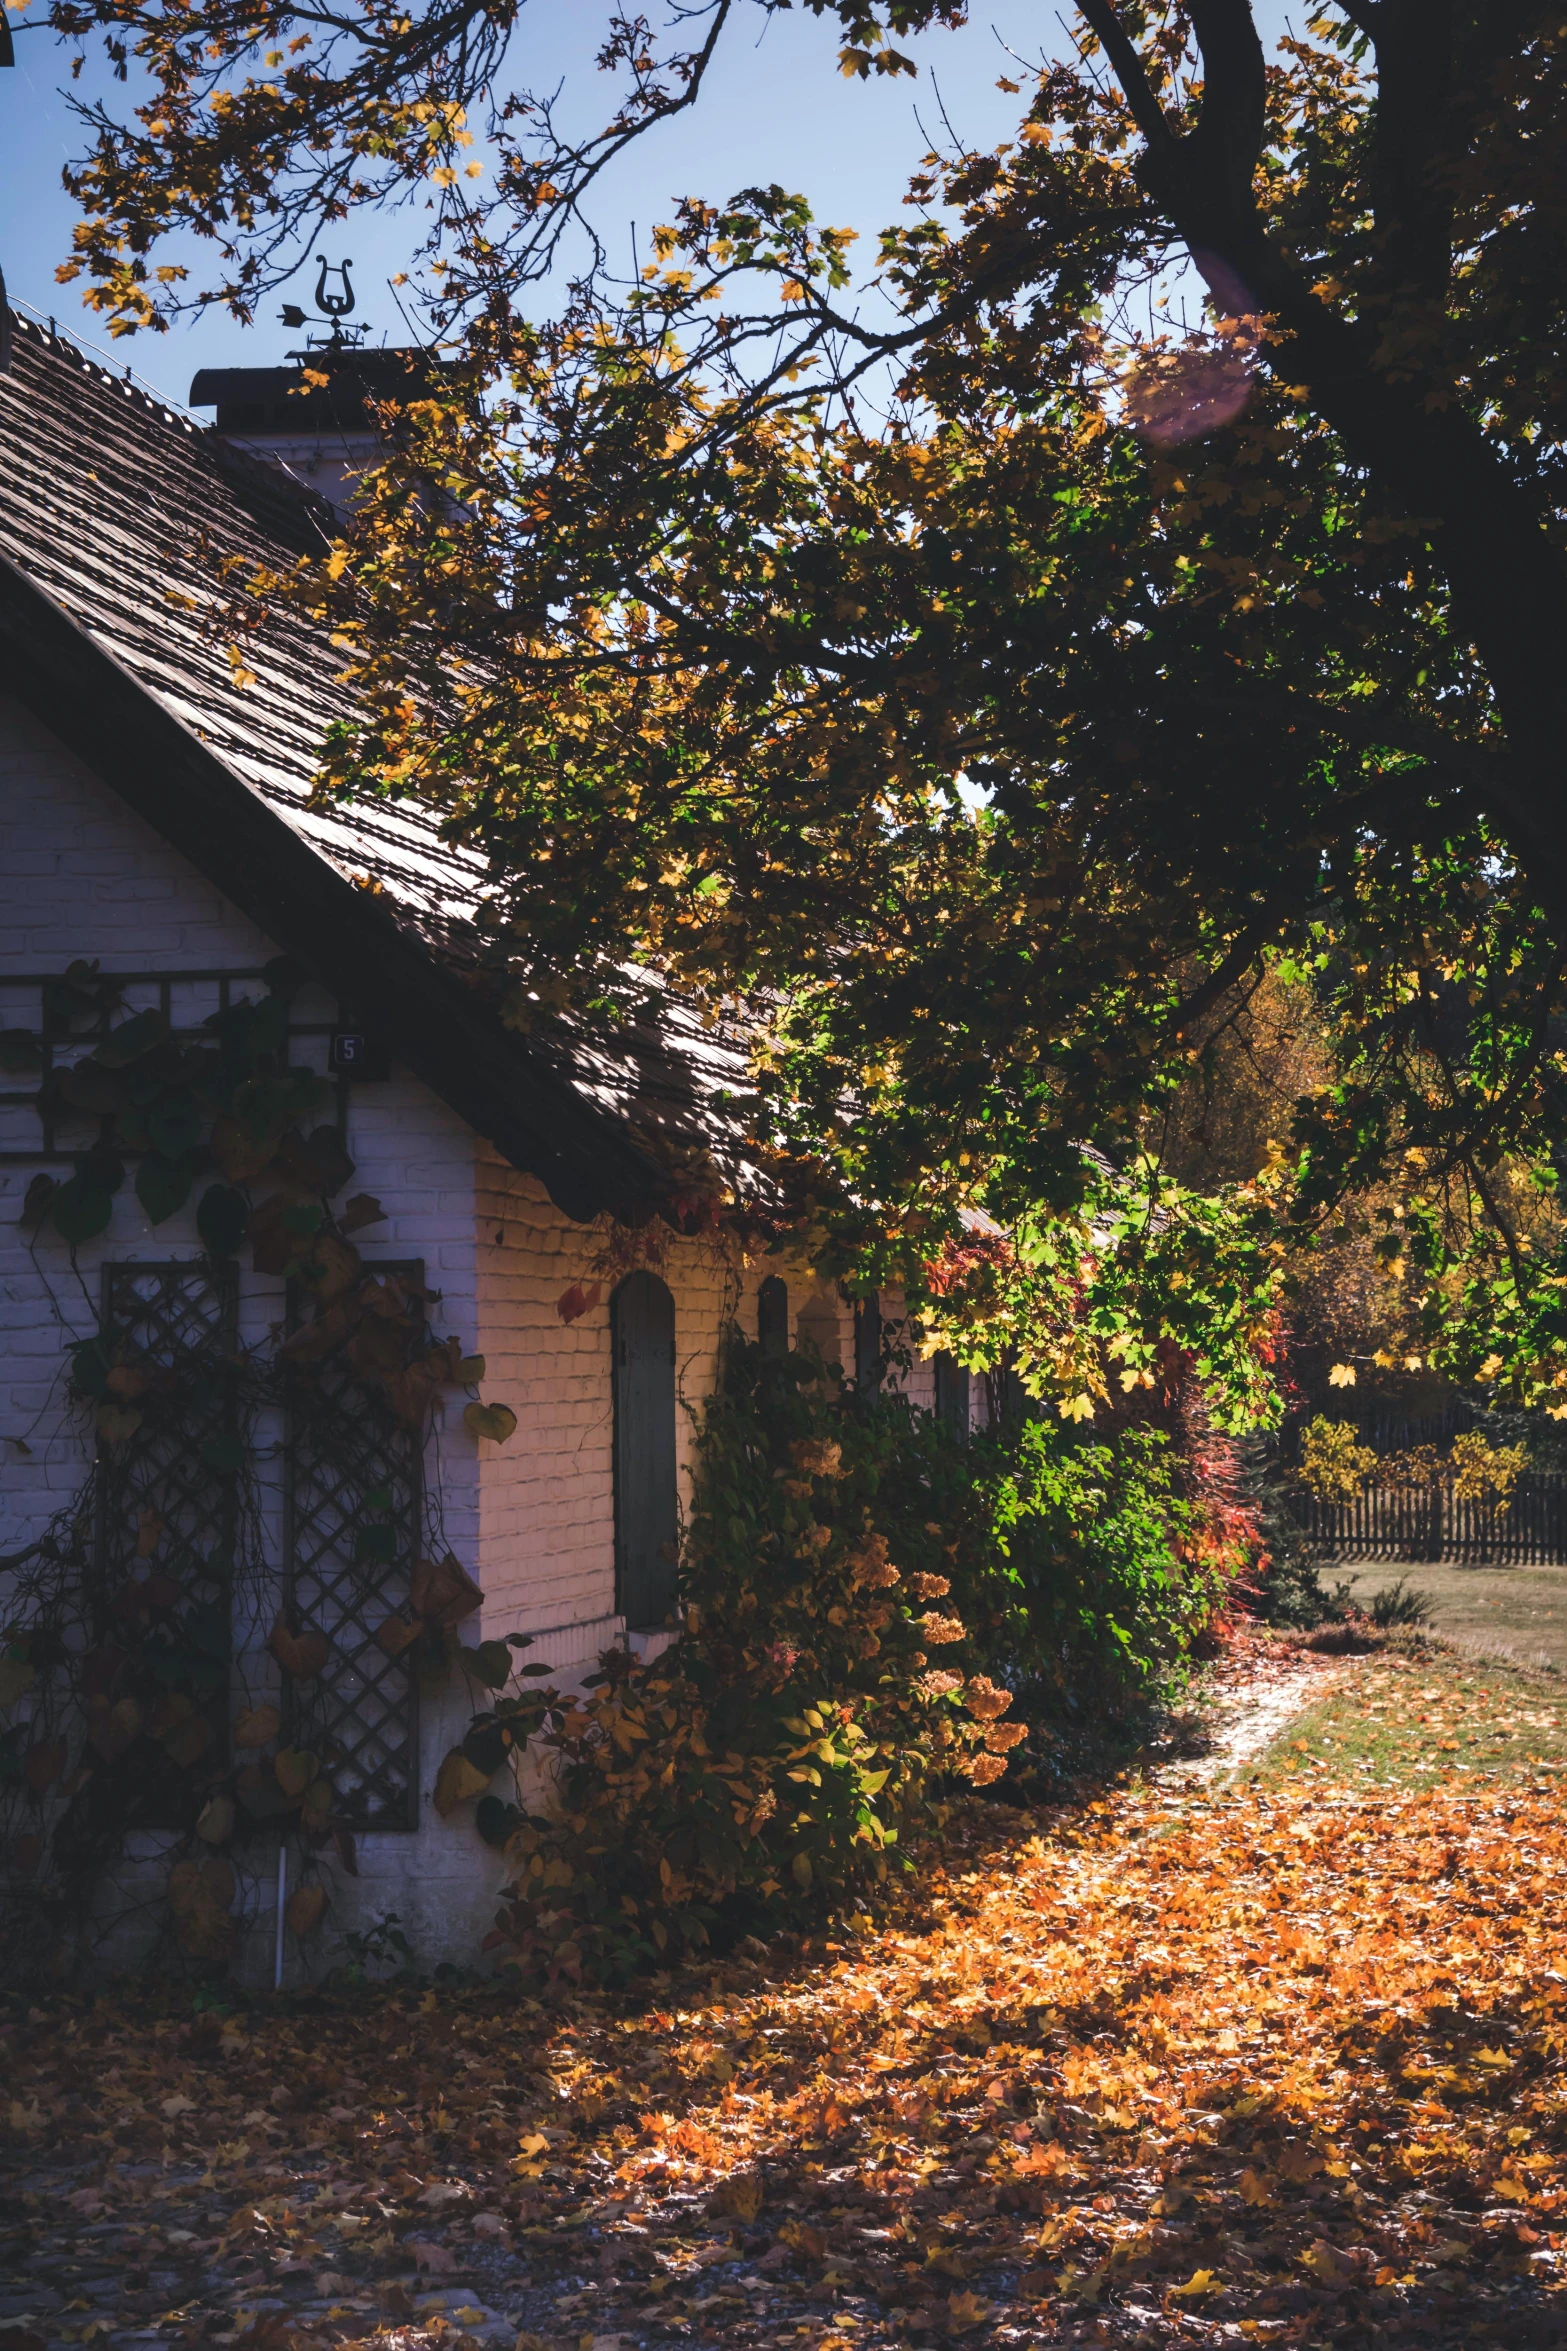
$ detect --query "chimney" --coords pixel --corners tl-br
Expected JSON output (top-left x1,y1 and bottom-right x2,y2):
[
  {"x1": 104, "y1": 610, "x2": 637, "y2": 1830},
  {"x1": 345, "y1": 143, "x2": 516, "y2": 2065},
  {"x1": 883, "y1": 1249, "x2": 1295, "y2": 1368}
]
[{"x1": 188, "y1": 260, "x2": 441, "y2": 514}]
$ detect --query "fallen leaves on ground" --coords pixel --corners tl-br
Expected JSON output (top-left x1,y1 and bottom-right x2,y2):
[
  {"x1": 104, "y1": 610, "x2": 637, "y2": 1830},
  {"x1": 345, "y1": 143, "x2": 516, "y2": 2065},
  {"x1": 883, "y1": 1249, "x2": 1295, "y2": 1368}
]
[{"x1": 4, "y1": 1657, "x2": 1567, "y2": 2351}]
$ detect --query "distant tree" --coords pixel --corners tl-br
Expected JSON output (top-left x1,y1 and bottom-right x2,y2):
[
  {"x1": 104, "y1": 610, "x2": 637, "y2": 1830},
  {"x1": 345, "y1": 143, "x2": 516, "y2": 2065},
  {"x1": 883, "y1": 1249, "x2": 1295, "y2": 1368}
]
[{"x1": 39, "y1": 3, "x2": 1567, "y2": 1407}]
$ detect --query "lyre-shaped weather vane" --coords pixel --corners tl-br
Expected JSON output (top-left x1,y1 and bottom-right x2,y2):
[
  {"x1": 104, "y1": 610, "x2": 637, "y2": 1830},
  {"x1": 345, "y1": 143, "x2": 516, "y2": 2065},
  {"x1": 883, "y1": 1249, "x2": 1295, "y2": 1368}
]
[{"x1": 279, "y1": 256, "x2": 367, "y2": 351}]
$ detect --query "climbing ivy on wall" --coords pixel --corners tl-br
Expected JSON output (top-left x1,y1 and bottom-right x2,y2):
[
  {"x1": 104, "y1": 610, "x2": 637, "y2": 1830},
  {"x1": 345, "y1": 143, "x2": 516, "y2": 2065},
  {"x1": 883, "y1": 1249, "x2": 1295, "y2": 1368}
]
[{"x1": 0, "y1": 961, "x2": 518, "y2": 1984}]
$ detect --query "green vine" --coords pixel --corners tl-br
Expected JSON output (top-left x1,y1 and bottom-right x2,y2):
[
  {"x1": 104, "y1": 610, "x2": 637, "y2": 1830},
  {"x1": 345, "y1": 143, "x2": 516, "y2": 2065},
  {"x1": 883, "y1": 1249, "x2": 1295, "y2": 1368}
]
[{"x1": 1, "y1": 962, "x2": 518, "y2": 1983}]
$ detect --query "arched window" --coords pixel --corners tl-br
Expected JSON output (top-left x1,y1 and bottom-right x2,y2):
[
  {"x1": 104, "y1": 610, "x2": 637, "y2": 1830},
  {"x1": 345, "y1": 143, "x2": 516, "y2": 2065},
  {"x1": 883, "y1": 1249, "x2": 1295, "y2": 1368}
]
[
  {"x1": 757, "y1": 1275, "x2": 789, "y2": 1361},
  {"x1": 611, "y1": 1271, "x2": 679, "y2": 1628},
  {"x1": 854, "y1": 1291, "x2": 882, "y2": 1390},
  {"x1": 934, "y1": 1351, "x2": 970, "y2": 1442}
]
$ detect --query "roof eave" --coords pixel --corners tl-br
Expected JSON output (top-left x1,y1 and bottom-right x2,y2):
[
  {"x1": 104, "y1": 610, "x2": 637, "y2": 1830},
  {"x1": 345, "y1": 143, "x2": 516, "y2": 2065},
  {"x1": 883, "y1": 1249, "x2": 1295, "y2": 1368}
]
[{"x1": 0, "y1": 550, "x2": 670, "y2": 1225}]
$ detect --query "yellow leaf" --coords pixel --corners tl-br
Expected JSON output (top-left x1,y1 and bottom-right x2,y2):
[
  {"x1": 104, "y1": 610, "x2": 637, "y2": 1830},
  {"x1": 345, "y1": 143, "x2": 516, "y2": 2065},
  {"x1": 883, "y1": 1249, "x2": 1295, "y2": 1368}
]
[
  {"x1": 464, "y1": 1401, "x2": 518, "y2": 1445},
  {"x1": 274, "y1": 1746, "x2": 319, "y2": 1797},
  {"x1": 196, "y1": 1794, "x2": 234, "y2": 1844},
  {"x1": 434, "y1": 1747, "x2": 491, "y2": 1814},
  {"x1": 285, "y1": 1882, "x2": 328, "y2": 1938},
  {"x1": 1167, "y1": 2268, "x2": 1220, "y2": 2299}
]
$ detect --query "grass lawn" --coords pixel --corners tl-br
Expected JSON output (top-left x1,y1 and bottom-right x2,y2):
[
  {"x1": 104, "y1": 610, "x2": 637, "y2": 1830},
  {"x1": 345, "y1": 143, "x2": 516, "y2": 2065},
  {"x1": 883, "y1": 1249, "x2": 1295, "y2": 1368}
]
[
  {"x1": 1332, "y1": 1559, "x2": 1567, "y2": 1671},
  {"x1": 1245, "y1": 1636, "x2": 1567, "y2": 1791}
]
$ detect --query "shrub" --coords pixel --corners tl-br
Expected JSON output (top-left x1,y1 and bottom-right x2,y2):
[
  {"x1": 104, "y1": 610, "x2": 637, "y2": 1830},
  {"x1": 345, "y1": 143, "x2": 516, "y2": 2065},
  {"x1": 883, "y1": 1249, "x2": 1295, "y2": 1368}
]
[
  {"x1": 474, "y1": 1337, "x2": 1007, "y2": 1984},
  {"x1": 465, "y1": 1336, "x2": 1242, "y2": 1983}
]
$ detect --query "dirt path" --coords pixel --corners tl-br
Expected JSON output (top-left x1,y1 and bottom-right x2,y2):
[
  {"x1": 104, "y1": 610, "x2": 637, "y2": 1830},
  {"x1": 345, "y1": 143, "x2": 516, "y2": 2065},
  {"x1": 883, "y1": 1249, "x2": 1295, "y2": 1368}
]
[{"x1": 1151, "y1": 1632, "x2": 1359, "y2": 1786}]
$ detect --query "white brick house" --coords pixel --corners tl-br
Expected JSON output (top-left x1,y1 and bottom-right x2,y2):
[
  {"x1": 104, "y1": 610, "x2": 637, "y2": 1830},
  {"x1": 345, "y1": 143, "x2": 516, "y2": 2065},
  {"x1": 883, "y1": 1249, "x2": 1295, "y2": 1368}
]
[{"x1": 0, "y1": 311, "x2": 954, "y2": 1978}]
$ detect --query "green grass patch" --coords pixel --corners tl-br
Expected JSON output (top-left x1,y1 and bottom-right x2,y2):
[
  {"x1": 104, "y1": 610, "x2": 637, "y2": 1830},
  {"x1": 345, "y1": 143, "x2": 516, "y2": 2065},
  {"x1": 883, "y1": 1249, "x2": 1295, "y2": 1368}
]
[
  {"x1": 1333, "y1": 1558, "x2": 1567, "y2": 1670},
  {"x1": 1247, "y1": 1638, "x2": 1567, "y2": 1792}
]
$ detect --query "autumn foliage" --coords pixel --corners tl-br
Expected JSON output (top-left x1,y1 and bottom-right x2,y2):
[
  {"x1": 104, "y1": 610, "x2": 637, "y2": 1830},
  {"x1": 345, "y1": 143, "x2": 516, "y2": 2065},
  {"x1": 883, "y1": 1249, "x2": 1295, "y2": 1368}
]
[{"x1": 6, "y1": 1650, "x2": 1567, "y2": 2347}]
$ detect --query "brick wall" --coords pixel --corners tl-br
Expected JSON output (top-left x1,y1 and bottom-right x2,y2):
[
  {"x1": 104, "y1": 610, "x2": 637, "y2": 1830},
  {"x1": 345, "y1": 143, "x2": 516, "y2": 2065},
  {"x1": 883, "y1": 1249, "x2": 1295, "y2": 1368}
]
[
  {"x1": 0, "y1": 695, "x2": 495, "y2": 1967},
  {"x1": 0, "y1": 694, "x2": 954, "y2": 1977}
]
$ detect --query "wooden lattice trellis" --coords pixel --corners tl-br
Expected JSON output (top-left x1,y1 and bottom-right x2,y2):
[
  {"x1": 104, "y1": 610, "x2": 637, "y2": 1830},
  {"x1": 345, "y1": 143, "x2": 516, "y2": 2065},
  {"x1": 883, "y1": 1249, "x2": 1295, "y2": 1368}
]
[
  {"x1": 283, "y1": 1264, "x2": 424, "y2": 1830},
  {"x1": 96, "y1": 1261, "x2": 239, "y2": 1820}
]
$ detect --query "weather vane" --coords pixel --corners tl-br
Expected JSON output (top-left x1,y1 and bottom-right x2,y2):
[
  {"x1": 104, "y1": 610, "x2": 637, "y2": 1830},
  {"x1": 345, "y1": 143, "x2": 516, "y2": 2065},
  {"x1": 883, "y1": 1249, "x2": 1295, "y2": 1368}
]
[{"x1": 279, "y1": 257, "x2": 368, "y2": 353}]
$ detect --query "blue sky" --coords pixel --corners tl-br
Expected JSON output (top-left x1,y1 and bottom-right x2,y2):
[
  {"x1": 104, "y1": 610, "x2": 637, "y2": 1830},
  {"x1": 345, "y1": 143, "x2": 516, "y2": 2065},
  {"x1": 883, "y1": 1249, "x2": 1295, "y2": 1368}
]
[{"x1": 0, "y1": 0, "x2": 1297, "y2": 410}]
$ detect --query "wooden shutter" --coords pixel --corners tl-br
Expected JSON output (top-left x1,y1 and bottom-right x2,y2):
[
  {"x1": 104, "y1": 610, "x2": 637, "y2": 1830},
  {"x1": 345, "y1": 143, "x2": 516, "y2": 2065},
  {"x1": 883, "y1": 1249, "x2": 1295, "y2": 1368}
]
[
  {"x1": 854, "y1": 1292, "x2": 882, "y2": 1390},
  {"x1": 934, "y1": 1351, "x2": 970, "y2": 1441},
  {"x1": 612, "y1": 1271, "x2": 679, "y2": 1628},
  {"x1": 757, "y1": 1275, "x2": 789, "y2": 1361}
]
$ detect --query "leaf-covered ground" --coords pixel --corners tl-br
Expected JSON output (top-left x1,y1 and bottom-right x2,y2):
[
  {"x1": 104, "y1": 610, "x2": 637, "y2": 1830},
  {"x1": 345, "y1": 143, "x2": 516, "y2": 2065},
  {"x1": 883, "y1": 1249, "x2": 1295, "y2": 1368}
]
[{"x1": 5, "y1": 1646, "x2": 1567, "y2": 2351}]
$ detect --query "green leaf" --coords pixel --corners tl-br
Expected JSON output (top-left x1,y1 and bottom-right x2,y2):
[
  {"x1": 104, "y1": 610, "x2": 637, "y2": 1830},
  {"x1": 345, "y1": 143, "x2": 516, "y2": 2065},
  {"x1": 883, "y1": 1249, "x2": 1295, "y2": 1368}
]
[
  {"x1": 462, "y1": 1719, "x2": 510, "y2": 1775},
  {"x1": 475, "y1": 1793, "x2": 525, "y2": 1848},
  {"x1": 201, "y1": 1433, "x2": 246, "y2": 1476},
  {"x1": 96, "y1": 1008, "x2": 169, "y2": 1069},
  {"x1": 19, "y1": 1174, "x2": 58, "y2": 1233},
  {"x1": 67, "y1": 1338, "x2": 112, "y2": 1399},
  {"x1": 50, "y1": 1172, "x2": 117, "y2": 1244},
  {"x1": 136, "y1": 1151, "x2": 193, "y2": 1227},
  {"x1": 60, "y1": 1059, "x2": 130, "y2": 1116},
  {"x1": 0, "y1": 1030, "x2": 42, "y2": 1075},
  {"x1": 147, "y1": 1092, "x2": 202, "y2": 1158},
  {"x1": 461, "y1": 1638, "x2": 515, "y2": 1690},
  {"x1": 196, "y1": 1183, "x2": 249, "y2": 1258}
]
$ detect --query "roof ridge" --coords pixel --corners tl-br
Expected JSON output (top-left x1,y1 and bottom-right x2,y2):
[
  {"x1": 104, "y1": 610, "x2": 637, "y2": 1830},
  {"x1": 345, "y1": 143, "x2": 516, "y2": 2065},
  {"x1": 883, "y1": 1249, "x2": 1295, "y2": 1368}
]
[
  {"x1": 7, "y1": 303, "x2": 201, "y2": 434},
  {"x1": 7, "y1": 305, "x2": 337, "y2": 535}
]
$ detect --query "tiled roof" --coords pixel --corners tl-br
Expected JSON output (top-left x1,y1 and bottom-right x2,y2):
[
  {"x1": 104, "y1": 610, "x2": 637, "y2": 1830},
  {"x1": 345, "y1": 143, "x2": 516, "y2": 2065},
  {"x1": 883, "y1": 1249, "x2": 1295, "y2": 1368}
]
[{"x1": 0, "y1": 312, "x2": 760, "y2": 1217}]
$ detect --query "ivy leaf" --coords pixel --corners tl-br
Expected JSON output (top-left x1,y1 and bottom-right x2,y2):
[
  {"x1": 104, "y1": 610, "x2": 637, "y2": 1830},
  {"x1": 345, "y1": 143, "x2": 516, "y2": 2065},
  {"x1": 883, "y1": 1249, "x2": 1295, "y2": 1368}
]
[
  {"x1": 136, "y1": 1151, "x2": 193, "y2": 1226},
  {"x1": 147, "y1": 1092, "x2": 202, "y2": 1159},
  {"x1": 60, "y1": 1059, "x2": 131, "y2": 1116},
  {"x1": 434, "y1": 1746, "x2": 491, "y2": 1815},
  {"x1": 269, "y1": 1616, "x2": 330, "y2": 1680},
  {"x1": 556, "y1": 1282, "x2": 601, "y2": 1325},
  {"x1": 68, "y1": 1338, "x2": 111, "y2": 1398},
  {"x1": 233, "y1": 1704, "x2": 280, "y2": 1750},
  {"x1": 339, "y1": 1191, "x2": 387, "y2": 1234},
  {"x1": 96, "y1": 1008, "x2": 169, "y2": 1069},
  {"x1": 274, "y1": 1746, "x2": 320, "y2": 1798},
  {"x1": 195, "y1": 1793, "x2": 235, "y2": 1844},
  {"x1": 20, "y1": 1174, "x2": 59, "y2": 1232},
  {"x1": 285, "y1": 1882, "x2": 328, "y2": 1938},
  {"x1": 374, "y1": 1609, "x2": 422, "y2": 1658},
  {"x1": 462, "y1": 1718, "x2": 510, "y2": 1775},
  {"x1": 464, "y1": 1401, "x2": 518, "y2": 1445},
  {"x1": 474, "y1": 1793, "x2": 525, "y2": 1847},
  {"x1": 197, "y1": 1182, "x2": 249, "y2": 1259},
  {"x1": 0, "y1": 1029, "x2": 43, "y2": 1074},
  {"x1": 95, "y1": 1402, "x2": 143, "y2": 1446},
  {"x1": 461, "y1": 1638, "x2": 515, "y2": 1690},
  {"x1": 50, "y1": 1170, "x2": 119, "y2": 1245}
]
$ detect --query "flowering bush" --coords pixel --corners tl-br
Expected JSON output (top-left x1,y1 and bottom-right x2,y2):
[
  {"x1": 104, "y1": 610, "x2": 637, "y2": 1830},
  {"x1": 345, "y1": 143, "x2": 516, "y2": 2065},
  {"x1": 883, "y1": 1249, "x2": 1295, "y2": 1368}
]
[
  {"x1": 456, "y1": 1332, "x2": 1251, "y2": 1984},
  {"x1": 471, "y1": 1333, "x2": 1011, "y2": 1984}
]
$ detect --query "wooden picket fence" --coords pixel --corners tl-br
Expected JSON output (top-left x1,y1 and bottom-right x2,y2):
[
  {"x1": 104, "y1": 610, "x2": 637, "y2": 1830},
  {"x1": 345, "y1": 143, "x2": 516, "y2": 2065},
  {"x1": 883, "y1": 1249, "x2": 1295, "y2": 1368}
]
[{"x1": 1293, "y1": 1473, "x2": 1567, "y2": 1564}]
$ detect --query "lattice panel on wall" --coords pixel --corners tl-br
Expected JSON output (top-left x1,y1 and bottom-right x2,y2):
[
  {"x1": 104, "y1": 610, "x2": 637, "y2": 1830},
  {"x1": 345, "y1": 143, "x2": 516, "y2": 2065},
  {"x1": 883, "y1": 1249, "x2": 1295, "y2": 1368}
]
[
  {"x1": 283, "y1": 1265, "x2": 424, "y2": 1830},
  {"x1": 97, "y1": 1261, "x2": 239, "y2": 1821}
]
